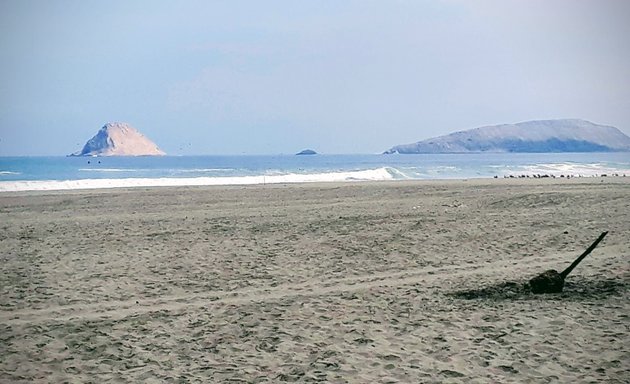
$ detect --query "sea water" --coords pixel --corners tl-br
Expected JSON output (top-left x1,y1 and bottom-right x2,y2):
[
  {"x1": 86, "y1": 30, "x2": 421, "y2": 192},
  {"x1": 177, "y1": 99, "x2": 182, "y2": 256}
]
[{"x1": 0, "y1": 153, "x2": 629, "y2": 192}]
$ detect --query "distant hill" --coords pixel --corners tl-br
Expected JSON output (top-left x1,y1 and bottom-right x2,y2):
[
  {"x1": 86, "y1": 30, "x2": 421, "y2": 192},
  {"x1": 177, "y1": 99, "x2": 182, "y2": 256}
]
[
  {"x1": 71, "y1": 123, "x2": 165, "y2": 156},
  {"x1": 384, "y1": 119, "x2": 630, "y2": 154}
]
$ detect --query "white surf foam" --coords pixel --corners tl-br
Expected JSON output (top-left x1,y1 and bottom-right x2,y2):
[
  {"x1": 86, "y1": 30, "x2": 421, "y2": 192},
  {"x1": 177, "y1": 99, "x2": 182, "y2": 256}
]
[
  {"x1": 178, "y1": 168, "x2": 236, "y2": 173},
  {"x1": 78, "y1": 168, "x2": 145, "y2": 172},
  {"x1": 79, "y1": 167, "x2": 237, "y2": 174},
  {"x1": 0, "y1": 167, "x2": 396, "y2": 192}
]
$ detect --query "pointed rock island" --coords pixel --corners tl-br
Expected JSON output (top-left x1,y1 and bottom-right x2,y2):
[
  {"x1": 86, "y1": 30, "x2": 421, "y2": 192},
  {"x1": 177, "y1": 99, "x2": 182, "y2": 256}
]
[
  {"x1": 71, "y1": 122, "x2": 165, "y2": 156},
  {"x1": 385, "y1": 119, "x2": 630, "y2": 154}
]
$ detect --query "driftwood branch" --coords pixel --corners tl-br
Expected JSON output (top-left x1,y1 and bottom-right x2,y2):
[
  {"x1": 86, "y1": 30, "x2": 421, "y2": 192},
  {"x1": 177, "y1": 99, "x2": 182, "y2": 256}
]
[
  {"x1": 529, "y1": 231, "x2": 609, "y2": 294},
  {"x1": 560, "y1": 231, "x2": 608, "y2": 279}
]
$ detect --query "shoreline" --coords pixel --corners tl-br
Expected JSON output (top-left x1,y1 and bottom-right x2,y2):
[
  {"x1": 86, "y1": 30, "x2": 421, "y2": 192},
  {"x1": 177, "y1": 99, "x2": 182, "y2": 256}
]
[
  {"x1": 2, "y1": 152, "x2": 630, "y2": 193},
  {"x1": 0, "y1": 172, "x2": 627, "y2": 194}
]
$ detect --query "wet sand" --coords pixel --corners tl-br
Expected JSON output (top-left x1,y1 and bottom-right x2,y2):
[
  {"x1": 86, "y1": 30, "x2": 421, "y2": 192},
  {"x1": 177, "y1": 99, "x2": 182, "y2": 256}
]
[{"x1": 1, "y1": 178, "x2": 629, "y2": 383}]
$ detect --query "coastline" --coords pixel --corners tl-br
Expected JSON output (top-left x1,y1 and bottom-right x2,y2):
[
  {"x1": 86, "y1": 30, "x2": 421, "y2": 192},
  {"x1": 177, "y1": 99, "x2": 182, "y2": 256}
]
[
  {"x1": 1, "y1": 173, "x2": 628, "y2": 195},
  {"x1": 1, "y1": 179, "x2": 629, "y2": 382},
  {"x1": 1, "y1": 171, "x2": 627, "y2": 193},
  {"x1": 2, "y1": 152, "x2": 629, "y2": 193}
]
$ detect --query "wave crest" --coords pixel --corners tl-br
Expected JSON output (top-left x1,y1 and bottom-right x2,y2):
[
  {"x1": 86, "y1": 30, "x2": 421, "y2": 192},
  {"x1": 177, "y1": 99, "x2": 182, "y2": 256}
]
[{"x1": 0, "y1": 167, "x2": 396, "y2": 192}]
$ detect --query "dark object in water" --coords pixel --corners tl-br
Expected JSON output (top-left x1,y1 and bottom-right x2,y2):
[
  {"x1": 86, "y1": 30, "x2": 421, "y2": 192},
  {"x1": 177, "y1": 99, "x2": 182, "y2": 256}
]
[{"x1": 529, "y1": 231, "x2": 608, "y2": 294}]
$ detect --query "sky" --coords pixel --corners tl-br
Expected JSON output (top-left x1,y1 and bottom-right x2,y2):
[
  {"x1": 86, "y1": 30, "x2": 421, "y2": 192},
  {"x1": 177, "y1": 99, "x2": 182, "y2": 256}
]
[{"x1": 1, "y1": 0, "x2": 629, "y2": 156}]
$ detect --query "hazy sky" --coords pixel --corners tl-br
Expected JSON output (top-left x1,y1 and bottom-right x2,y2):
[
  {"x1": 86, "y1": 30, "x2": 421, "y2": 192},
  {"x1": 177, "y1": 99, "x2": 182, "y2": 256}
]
[{"x1": 1, "y1": 0, "x2": 629, "y2": 155}]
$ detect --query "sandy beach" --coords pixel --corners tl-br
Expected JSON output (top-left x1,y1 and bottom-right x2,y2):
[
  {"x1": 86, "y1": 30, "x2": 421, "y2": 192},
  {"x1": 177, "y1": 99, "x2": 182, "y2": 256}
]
[{"x1": 1, "y1": 178, "x2": 629, "y2": 383}]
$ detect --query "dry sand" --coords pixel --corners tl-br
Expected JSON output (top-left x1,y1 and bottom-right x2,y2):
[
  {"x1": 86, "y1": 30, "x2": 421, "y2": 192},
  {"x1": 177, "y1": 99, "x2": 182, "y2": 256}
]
[{"x1": 1, "y1": 178, "x2": 629, "y2": 383}]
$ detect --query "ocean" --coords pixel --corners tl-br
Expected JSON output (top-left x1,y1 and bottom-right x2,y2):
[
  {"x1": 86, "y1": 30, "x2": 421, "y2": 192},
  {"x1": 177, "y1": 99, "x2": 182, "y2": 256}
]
[{"x1": 1, "y1": 153, "x2": 629, "y2": 192}]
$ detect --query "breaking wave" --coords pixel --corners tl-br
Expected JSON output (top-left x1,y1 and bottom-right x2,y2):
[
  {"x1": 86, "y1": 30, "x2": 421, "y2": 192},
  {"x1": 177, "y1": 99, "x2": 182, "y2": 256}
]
[{"x1": 0, "y1": 167, "x2": 398, "y2": 192}]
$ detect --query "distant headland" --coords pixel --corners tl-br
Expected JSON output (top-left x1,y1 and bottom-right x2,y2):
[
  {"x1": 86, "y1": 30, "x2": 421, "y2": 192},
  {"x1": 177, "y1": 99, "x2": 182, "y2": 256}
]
[
  {"x1": 70, "y1": 123, "x2": 165, "y2": 157},
  {"x1": 296, "y1": 149, "x2": 318, "y2": 155},
  {"x1": 384, "y1": 119, "x2": 630, "y2": 154}
]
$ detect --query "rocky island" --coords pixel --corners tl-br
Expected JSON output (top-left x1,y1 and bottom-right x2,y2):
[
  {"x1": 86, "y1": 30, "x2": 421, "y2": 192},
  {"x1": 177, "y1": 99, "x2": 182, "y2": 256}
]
[
  {"x1": 296, "y1": 149, "x2": 318, "y2": 155},
  {"x1": 70, "y1": 122, "x2": 165, "y2": 156},
  {"x1": 385, "y1": 119, "x2": 630, "y2": 154}
]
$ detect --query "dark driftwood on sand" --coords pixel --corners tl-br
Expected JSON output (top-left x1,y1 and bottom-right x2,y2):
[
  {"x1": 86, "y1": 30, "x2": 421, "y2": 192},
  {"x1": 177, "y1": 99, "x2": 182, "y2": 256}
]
[
  {"x1": 529, "y1": 270, "x2": 565, "y2": 294},
  {"x1": 529, "y1": 231, "x2": 608, "y2": 294},
  {"x1": 560, "y1": 231, "x2": 609, "y2": 279}
]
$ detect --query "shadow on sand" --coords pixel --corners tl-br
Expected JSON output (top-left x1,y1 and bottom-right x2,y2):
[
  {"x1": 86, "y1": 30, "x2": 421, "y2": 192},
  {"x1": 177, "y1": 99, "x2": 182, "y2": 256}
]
[{"x1": 450, "y1": 276, "x2": 629, "y2": 301}]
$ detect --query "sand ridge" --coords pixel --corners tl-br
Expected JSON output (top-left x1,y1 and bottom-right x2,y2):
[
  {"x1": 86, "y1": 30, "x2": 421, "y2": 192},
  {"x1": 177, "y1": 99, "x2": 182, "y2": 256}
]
[{"x1": 1, "y1": 179, "x2": 629, "y2": 382}]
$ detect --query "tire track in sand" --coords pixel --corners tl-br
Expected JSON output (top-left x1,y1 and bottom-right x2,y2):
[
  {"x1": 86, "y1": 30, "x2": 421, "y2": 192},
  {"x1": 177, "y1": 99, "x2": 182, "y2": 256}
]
[{"x1": 0, "y1": 249, "x2": 614, "y2": 325}]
